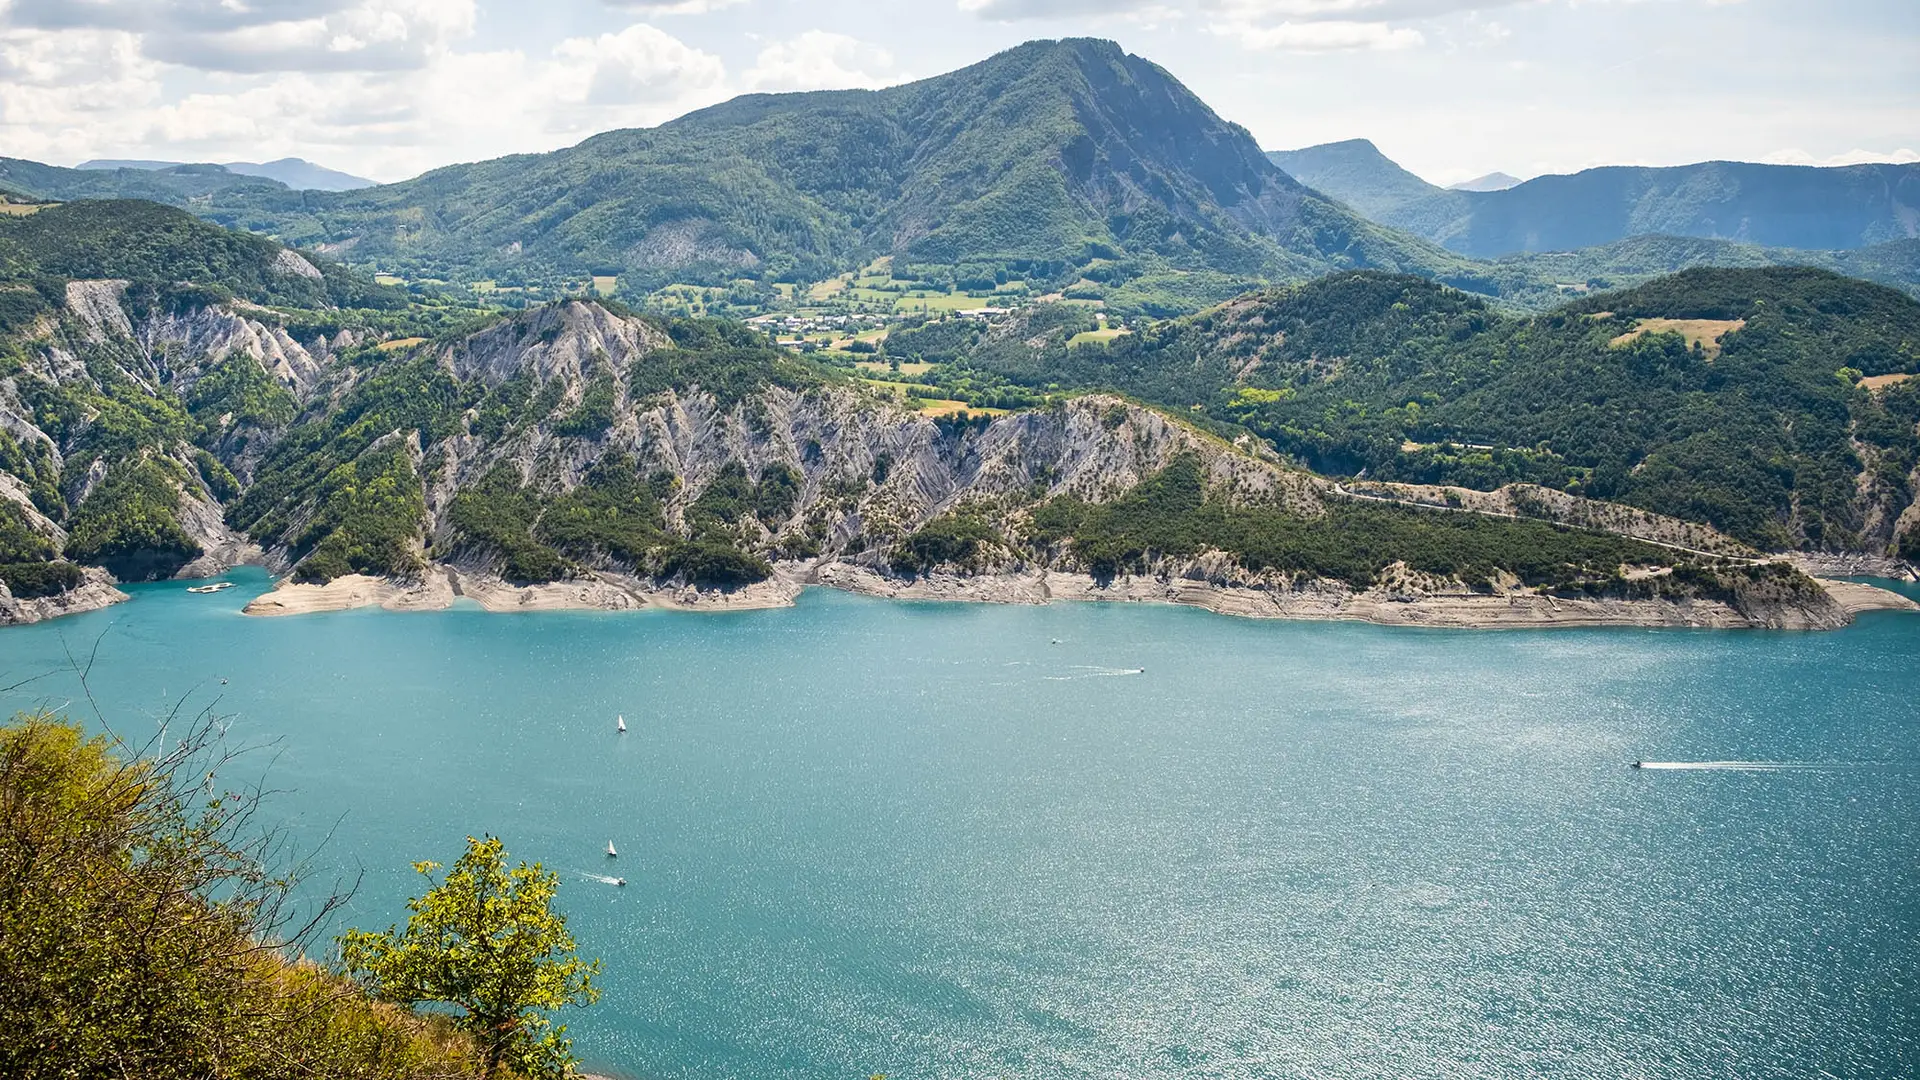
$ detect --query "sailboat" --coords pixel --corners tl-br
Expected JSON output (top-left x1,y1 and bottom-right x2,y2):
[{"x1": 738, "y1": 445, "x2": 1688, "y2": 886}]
[
  {"x1": 606, "y1": 841, "x2": 618, "y2": 858},
  {"x1": 617, "y1": 715, "x2": 627, "y2": 733}
]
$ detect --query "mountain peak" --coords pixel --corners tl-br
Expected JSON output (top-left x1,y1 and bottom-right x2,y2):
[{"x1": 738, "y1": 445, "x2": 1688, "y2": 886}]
[
  {"x1": 75, "y1": 156, "x2": 373, "y2": 191},
  {"x1": 1449, "y1": 171, "x2": 1523, "y2": 192},
  {"x1": 1266, "y1": 139, "x2": 1442, "y2": 219}
]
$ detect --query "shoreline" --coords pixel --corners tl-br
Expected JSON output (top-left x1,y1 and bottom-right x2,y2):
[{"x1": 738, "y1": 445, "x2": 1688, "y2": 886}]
[
  {"x1": 239, "y1": 566, "x2": 803, "y2": 618},
  {"x1": 231, "y1": 561, "x2": 1919, "y2": 632}
]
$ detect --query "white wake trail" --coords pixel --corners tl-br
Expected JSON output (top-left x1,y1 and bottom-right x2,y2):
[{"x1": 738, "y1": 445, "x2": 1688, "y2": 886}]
[
  {"x1": 1043, "y1": 666, "x2": 1146, "y2": 681},
  {"x1": 1634, "y1": 761, "x2": 1884, "y2": 771}
]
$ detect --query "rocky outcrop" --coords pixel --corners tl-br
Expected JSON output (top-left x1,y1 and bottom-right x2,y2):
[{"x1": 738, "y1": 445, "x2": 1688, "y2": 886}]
[
  {"x1": 62, "y1": 280, "x2": 134, "y2": 342},
  {"x1": 0, "y1": 566, "x2": 127, "y2": 626},
  {"x1": 175, "y1": 486, "x2": 264, "y2": 579},
  {"x1": 1340, "y1": 480, "x2": 1758, "y2": 557}
]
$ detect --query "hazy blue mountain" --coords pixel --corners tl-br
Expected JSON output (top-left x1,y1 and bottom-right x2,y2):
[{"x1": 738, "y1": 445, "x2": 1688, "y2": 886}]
[
  {"x1": 1384, "y1": 160, "x2": 1920, "y2": 256},
  {"x1": 1449, "y1": 172, "x2": 1522, "y2": 192},
  {"x1": 1265, "y1": 139, "x2": 1444, "y2": 219},
  {"x1": 222, "y1": 158, "x2": 374, "y2": 191},
  {"x1": 1266, "y1": 141, "x2": 1920, "y2": 258},
  {"x1": 77, "y1": 157, "x2": 374, "y2": 192}
]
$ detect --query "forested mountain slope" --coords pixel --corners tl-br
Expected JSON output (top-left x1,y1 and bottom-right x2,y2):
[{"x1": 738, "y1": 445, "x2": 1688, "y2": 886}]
[
  {"x1": 0, "y1": 201, "x2": 404, "y2": 318},
  {"x1": 949, "y1": 268, "x2": 1920, "y2": 555},
  {"x1": 0, "y1": 158, "x2": 291, "y2": 206},
  {"x1": 41, "y1": 40, "x2": 1471, "y2": 295},
  {"x1": 3, "y1": 202, "x2": 1849, "y2": 628}
]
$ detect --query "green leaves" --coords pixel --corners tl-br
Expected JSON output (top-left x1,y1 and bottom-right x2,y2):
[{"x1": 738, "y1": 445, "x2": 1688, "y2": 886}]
[
  {"x1": 339, "y1": 835, "x2": 602, "y2": 1080},
  {"x1": 1, "y1": 711, "x2": 502, "y2": 1079}
]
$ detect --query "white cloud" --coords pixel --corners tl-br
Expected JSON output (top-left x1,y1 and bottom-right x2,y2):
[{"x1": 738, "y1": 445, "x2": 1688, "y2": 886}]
[
  {"x1": 0, "y1": 13, "x2": 737, "y2": 182},
  {"x1": 4, "y1": 0, "x2": 479, "y2": 73},
  {"x1": 961, "y1": 0, "x2": 1521, "y2": 20},
  {"x1": 552, "y1": 22, "x2": 726, "y2": 106},
  {"x1": 744, "y1": 31, "x2": 898, "y2": 93},
  {"x1": 1219, "y1": 18, "x2": 1424, "y2": 49},
  {"x1": 1761, "y1": 147, "x2": 1920, "y2": 167},
  {"x1": 958, "y1": 0, "x2": 1528, "y2": 53},
  {"x1": 602, "y1": 0, "x2": 749, "y2": 13}
]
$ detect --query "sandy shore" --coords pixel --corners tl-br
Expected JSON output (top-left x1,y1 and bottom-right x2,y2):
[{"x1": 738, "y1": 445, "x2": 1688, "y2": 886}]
[
  {"x1": 242, "y1": 566, "x2": 802, "y2": 617},
  {"x1": 230, "y1": 560, "x2": 1917, "y2": 631},
  {"x1": 1816, "y1": 577, "x2": 1920, "y2": 616}
]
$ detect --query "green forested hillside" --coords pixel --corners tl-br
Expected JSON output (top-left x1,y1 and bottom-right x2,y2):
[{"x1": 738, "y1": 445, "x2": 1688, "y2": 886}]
[
  {"x1": 99, "y1": 40, "x2": 1471, "y2": 299},
  {"x1": 0, "y1": 201, "x2": 404, "y2": 311},
  {"x1": 1484, "y1": 234, "x2": 1920, "y2": 307},
  {"x1": 0, "y1": 158, "x2": 289, "y2": 205},
  {"x1": 939, "y1": 267, "x2": 1920, "y2": 554}
]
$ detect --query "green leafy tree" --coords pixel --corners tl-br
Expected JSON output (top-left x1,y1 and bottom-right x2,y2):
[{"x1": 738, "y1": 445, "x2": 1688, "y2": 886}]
[{"x1": 339, "y1": 837, "x2": 602, "y2": 1079}]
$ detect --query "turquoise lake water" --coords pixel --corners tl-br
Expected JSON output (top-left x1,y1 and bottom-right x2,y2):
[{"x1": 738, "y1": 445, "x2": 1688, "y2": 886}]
[{"x1": 3, "y1": 568, "x2": 1917, "y2": 1079}]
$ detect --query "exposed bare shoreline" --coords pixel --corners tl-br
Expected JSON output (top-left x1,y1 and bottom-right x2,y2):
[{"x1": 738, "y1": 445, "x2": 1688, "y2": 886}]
[{"x1": 231, "y1": 561, "x2": 1918, "y2": 631}]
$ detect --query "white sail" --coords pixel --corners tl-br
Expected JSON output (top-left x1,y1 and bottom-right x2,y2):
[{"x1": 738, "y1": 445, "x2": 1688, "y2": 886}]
[
  {"x1": 607, "y1": 841, "x2": 618, "y2": 857},
  {"x1": 617, "y1": 715, "x2": 627, "y2": 732}
]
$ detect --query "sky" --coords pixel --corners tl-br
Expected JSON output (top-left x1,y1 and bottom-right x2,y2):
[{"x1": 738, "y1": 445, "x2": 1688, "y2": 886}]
[{"x1": 1, "y1": 0, "x2": 1914, "y2": 186}]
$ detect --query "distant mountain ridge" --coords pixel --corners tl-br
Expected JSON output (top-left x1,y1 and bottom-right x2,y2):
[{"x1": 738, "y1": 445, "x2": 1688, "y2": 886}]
[
  {"x1": 1264, "y1": 139, "x2": 1441, "y2": 221},
  {"x1": 1268, "y1": 140, "x2": 1920, "y2": 256},
  {"x1": 1449, "y1": 172, "x2": 1521, "y2": 192},
  {"x1": 21, "y1": 40, "x2": 1469, "y2": 295},
  {"x1": 78, "y1": 157, "x2": 374, "y2": 192}
]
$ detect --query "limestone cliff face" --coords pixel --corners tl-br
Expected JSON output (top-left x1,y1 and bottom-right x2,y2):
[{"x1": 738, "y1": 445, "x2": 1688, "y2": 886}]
[
  {"x1": 0, "y1": 280, "x2": 317, "y2": 585},
  {"x1": 398, "y1": 300, "x2": 1324, "y2": 580}
]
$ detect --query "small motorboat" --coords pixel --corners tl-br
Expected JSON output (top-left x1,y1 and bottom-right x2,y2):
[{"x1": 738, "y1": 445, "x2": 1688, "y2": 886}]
[
  {"x1": 187, "y1": 582, "x2": 236, "y2": 594},
  {"x1": 1629, "y1": 761, "x2": 1644, "y2": 769},
  {"x1": 615, "y1": 878, "x2": 627, "y2": 887},
  {"x1": 606, "y1": 841, "x2": 618, "y2": 858},
  {"x1": 617, "y1": 715, "x2": 627, "y2": 733}
]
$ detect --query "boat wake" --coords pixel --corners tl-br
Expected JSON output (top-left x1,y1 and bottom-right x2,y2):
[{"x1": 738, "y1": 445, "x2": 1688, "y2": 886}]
[
  {"x1": 579, "y1": 872, "x2": 625, "y2": 886},
  {"x1": 1632, "y1": 761, "x2": 1889, "y2": 771},
  {"x1": 1044, "y1": 666, "x2": 1145, "y2": 681}
]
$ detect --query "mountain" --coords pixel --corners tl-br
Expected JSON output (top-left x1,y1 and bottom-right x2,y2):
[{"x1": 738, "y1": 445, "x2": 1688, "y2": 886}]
[
  {"x1": 0, "y1": 158, "x2": 287, "y2": 205},
  {"x1": 1449, "y1": 172, "x2": 1521, "y2": 192},
  {"x1": 1265, "y1": 139, "x2": 1445, "y2": 220},
  {"x1": 0, "y1": 200, "x2": 404, "y2": 316},
  {"x1": 155, "y1": 40, "x2": 1470, "y2": 296},
  {"x1": 1380, "y1": 159, "x2": 1920, "y2": 256},
  {"x1": 3, "y1": 200, "x2": 1848, "y2": 629},
  {"x1": 79, "y1": 157, "x2": 375, "y2": 192},
  {"x1": 1265, "y1": 142, "x2": 1920, "y2": 259},
  {"x1": 925, "y1": 267, "x2": 1920, "y2": 556}
]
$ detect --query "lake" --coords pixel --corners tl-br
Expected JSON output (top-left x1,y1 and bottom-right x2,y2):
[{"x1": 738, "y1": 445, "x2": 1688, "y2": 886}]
[{"x1": 4, "y1": 569, "x2": 1917, "y2": 1079}]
